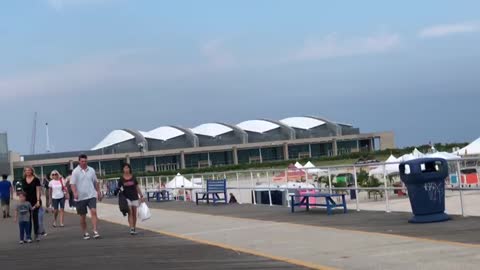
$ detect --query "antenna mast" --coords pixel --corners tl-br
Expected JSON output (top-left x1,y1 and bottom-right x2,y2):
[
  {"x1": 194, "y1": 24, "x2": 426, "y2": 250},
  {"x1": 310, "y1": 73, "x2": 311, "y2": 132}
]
[
  {"x1": 30, "y1": 112, "x2": 37, "y2": 155},
  {"x1": 46, "y1": 122, "x2": 51, "y2": 153}
]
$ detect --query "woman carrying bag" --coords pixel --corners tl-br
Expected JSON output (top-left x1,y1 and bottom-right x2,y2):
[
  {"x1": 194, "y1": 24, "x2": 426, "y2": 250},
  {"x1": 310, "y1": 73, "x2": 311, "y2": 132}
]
[{"x1": 117, "y1": 164, "x2": 144, "y2": 235}]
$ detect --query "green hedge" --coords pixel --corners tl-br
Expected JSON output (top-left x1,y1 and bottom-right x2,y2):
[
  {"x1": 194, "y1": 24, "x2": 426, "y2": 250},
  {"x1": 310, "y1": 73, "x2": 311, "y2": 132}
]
[{"x1": 101, "y1": 142, "x2": 469, "y2": 179}]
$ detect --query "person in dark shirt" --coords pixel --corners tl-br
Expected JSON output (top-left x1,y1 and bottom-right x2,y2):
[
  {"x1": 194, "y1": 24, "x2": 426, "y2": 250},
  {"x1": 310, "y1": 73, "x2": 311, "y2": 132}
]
[
  {"x1": 21, "y1": 167, "x2": 44, "y2": 241},
  {"x1": 229, "y1": 193, "x2": 238, "y2": 204},
  {"x1": 43, "y1": 175, "x2": 51, "y2": 212},
  {"x1": 0, "y1": 175, "x2": 13, "y2": 218},
  {"x1": 117, "y1": 163, "x2": 144, "y2": 235}
]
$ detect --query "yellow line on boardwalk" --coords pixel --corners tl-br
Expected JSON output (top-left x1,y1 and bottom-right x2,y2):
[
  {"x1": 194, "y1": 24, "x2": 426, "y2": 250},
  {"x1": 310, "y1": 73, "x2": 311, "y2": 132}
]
[
  {"x1": 103, "y1": 218, "x2": 338, "y2": 270},
  {"x1": 148, "y1": 206, "x2": 480, "y2": 250}
]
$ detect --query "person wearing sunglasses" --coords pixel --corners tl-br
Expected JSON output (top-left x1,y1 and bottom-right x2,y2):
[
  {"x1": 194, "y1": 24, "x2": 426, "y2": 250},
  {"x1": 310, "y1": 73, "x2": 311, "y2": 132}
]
[{"x1": 48, "y1": 170, "x2": 68, "y2": 227}]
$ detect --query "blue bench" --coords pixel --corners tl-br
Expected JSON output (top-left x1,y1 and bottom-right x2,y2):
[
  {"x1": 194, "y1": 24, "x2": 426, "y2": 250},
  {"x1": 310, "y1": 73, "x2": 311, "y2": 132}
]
[
  {"x1": 147, "y1": 190, "x2": 170, "y2": 202},
  {"x1": 290, "y1": 192, "x2": 347, "y2": 215},
  {"x1": 196, "y1": 179, "x2": 227, "y2": 205}
]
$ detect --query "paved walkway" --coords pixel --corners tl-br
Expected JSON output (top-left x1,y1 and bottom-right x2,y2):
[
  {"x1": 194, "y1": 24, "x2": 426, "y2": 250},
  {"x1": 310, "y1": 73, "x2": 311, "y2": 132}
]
[
  {"x1": 0, "y1": 206, "x2": 309, "y2": 270},
  {"x1": 98, "y1": 199, "x2": 480, "y2": 270}
]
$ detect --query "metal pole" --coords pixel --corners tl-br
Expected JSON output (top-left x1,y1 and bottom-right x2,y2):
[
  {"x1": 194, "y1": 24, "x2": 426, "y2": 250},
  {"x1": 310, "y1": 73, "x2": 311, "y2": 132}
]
[
  {"x1": 328, "y1": 168, "x2": 332, "y2": 194},
  {"x1": 267, "y1": 171, "x2": 273, "y2": 206},
  {"x1": 456, "y1": 161, "x2": 465, "y2": 217},
  {"x1": 251, "y1": 171, "x2": 256, "y2": 205},
  {"x1": 353, "y1": 166, "x2": 360, "y2": 211},
  {"x1": 236, "y1": 172, "x2": 242, "y2": 204},
  {"x1": 383, "y1": 164, "x2": 390, "y2": 213},
  {"x1": 154, "y1": 156, "x2": 157, "y2": 172}
]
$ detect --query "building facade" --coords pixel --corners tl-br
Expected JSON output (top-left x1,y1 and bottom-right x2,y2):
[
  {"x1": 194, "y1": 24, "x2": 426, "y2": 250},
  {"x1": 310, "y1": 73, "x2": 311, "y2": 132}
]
[
  {"x1": 12, "y1": 116, "x2": 395, "y2": 179},
  {"x1": 0, "y1": 133, "x2": 9, "y2": 175}
]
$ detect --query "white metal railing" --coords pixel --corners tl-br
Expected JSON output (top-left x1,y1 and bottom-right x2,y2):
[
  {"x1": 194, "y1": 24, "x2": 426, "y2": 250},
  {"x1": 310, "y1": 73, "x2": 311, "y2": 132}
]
[{"x1": 100, "y1": 157, "x2": 480, "y2": 217}]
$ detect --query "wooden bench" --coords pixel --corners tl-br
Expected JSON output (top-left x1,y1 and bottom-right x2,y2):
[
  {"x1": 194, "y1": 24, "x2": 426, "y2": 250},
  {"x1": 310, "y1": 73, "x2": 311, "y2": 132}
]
[
  {"x1": 290, "y1": 192, "x2": 347, "y2": 215},
  {"x1": 146, "y1": 190, "x2": 170, "y2": 202},
  {"x1": 196, "y1": 179, "x2": 227, "y2": 205}
]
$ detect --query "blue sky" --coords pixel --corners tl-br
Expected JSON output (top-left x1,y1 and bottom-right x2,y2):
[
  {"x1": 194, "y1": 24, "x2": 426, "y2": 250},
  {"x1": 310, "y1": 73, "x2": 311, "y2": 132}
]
[{"x1": 1, "y1": 0, "x2": 479, "y2": 154}]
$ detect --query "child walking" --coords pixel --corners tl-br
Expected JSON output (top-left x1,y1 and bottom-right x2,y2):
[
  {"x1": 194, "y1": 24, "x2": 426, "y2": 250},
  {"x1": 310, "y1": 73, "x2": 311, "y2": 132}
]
[{"x1": 15, "y1": 192, "x2": 32, "y2": 244}]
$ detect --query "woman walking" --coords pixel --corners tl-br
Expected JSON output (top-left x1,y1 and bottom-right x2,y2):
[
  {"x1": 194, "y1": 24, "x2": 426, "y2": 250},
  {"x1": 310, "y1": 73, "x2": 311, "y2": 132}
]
[
  {"x1": 117, "y1": 164, "x2": 144, "y2": 235},
  {"x1": 49, "y1": 170, "x2": 68, "y2": 227},
  {"x1": 21, "y1": 167, "x2": 43, "y2": 241}
]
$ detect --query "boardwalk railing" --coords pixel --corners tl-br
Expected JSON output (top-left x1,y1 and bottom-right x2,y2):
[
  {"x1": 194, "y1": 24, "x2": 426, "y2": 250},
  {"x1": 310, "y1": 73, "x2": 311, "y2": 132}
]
[{"x1": 101, "y1": 157, "x2": 480, "y2": 217}]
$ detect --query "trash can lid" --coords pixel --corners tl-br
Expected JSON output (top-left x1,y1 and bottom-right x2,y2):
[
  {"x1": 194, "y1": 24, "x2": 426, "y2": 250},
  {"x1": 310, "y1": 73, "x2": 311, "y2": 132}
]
[{"x1": 399, "y1": 158, "x2": 448, "y2": 176}]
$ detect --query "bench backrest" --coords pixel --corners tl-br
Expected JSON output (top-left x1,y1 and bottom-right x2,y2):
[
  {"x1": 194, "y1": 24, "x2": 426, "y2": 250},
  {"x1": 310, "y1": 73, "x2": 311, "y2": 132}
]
[{"x1": 206, "y1": 179, "x2": 227, "y2": 192}]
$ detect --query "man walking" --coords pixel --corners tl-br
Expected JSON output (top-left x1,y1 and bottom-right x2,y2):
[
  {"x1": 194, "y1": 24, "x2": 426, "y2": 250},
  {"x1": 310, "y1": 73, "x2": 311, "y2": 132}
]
[
  {"x1": 0, "y1": 175, "x2": 13, "y2": 218},
  {"x1": 71, "y1": 154, "x2": 102, "y2": 239}
]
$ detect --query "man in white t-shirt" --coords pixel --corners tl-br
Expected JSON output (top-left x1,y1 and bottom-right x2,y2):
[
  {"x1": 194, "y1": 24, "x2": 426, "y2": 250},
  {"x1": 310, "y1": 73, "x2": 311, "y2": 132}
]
[{"x1": 71, "y1": 154, "x2": 102, "y2": 240}]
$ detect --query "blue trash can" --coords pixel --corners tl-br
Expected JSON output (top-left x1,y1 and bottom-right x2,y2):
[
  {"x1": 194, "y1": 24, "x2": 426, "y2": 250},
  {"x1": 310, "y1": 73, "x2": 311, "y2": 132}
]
[{"x1": 399, "y1": 158, "x2": 450, "y2": 223}]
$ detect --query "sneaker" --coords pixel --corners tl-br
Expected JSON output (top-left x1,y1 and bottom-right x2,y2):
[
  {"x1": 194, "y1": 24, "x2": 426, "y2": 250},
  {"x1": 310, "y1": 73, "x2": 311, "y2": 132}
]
[
  {"x1": 19, "y1": 241, "x2": 24, "y2": 244},
  {"x1": 34, "y1": 235, "x2": 40, "y2": 242},
  {"x1": 130, "y1": 228, "x2": 137, "y2": 235},
  {"x1": 40, "y1": 232, "x2": 48, "y2": 237},
  {"x1": 83, "y1": 233, "x2": 91, "y2": 240},
  {"x1": 26, "y1": 239, "x2": 32, "y2": 243},
  {"x1": 93, "y1": 231, "x2": 100, "y2": 239}
]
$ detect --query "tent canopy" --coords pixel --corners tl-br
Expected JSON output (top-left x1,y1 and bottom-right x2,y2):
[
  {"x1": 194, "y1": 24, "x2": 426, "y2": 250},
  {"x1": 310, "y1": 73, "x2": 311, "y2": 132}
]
[
  {"x1": 303, "y1": 161, "x2": 328, "y2": 175},
  {"x1": 165, "y1": 173, "x2": 202, "y2": 188},
  {"x1": 294, "y1": 162, "x2": 304, "y2": 169},
  {"x1": 456, "y1": 137, "x2": 480, "y2": 156},
  {"x1": 369, "y1": 155, "x2": 400, "y2": 176},
  {"x1": 426, "y1": 151, "x2": 461, "y2": 160}
]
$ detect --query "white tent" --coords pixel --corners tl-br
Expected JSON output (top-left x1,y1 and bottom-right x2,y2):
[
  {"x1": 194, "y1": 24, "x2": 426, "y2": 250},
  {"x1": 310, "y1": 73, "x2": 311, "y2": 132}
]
[
  {"x1": 398, "y1": 148, "x2": 425, "y2": 162},
  {"x1": 165, "y1": 173, "x2": 202, "y2": 188},
  {"x1": 280, "y1": 182, "x2": 316, "y2": 189},
  {"x1": 294, "y1": 162, "x2": 304, "y2": 169},
  {"x1": 456, "y1": 137, "x2": 480, "y2": 156},
  {"x1": 303, "y1": 161, "x2": 328, "y2": 175},
  {"x1": 426, "y1": 151, "x2": 461, "y2": 161},
  {"x1": 369, "y1": 155, "x2": 400, "y2": 176},
  {"x1": 412, "y1": 148, "x2": 425, "y2": 158}
]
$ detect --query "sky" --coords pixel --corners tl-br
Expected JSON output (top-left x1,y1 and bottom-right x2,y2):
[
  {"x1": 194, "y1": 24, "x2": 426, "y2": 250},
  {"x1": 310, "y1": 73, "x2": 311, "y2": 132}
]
[{"x1": 1, "y1": 0, "x2": 479, "y2": 154}]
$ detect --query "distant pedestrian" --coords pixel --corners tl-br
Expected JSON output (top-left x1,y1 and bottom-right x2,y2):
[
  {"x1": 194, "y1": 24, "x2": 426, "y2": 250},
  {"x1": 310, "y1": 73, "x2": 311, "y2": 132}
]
[
  {"x1": 15, "y1": 192, "x2": 32, "y2": 244},
  {"x1": 71, "y1": 154, "x2": 102, "y2": 240},
  {"x1": 117, "y1": 163, "x2": 144, "y2": 235},
  {"x1": 49, "y1": 170, "x2": 68, "y2": 227},
  {"x1": 0, "y1": 174, "x2": 13, "y2": 218},
  {"x1": 21, "y1": 167, "x2": 45, "y2": 241},
  {"x1": 65, "y1": 170, "x2": 75, "y2": 209},
  {"x1": 229, "y1": 193, "x2": 238, "y2": 204},
  {"x1": 43, "y1": 174, "x2": 52, "y2": 212}
]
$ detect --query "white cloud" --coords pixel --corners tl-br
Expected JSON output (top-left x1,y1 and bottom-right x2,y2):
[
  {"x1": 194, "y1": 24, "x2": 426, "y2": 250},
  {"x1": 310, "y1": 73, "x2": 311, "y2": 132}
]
[
  {"x1": 201, "y1": 39, "x2": 236, "y2": 69},
  {"x1": 418, "y1": 22, "x2": 480, "y2": 38},
  {"x1": 288, "y1": 33, "x2": 400, "y2": 62},
  {"x1": 0, "y1": 47, "x2": 234, "y2": 100}
]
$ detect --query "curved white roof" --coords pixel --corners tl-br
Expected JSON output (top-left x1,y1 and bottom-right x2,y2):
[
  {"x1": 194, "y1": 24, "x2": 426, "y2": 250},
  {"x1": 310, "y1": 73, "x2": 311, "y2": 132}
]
[
  {"x1": 192, "y1": 123, "x2": 233, "y2": 137},
  {"x1": 145, "y1": 126, "x2": 185, "y2": 141},
  {"x1": 92, "y1": 130, "x2": 134, "y2": 150},
  {"x1": 280, "y1": 117, "x2": 326, "y2": 130},
  {"x1": 237, "y1": 120, "x2": 279, "y2": 133}
]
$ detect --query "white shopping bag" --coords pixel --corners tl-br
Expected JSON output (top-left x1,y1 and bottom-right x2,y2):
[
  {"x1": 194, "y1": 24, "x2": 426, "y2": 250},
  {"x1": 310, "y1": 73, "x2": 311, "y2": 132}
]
[{"x1": 138, "y1": 202, "x2": 151, "y2": 222}]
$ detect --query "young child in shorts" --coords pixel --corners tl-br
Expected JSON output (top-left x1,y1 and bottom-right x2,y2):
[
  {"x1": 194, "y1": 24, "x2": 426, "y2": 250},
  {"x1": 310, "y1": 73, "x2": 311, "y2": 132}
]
[{"x1": 15, "y1": 192, "x2": 33, "y2": 244}]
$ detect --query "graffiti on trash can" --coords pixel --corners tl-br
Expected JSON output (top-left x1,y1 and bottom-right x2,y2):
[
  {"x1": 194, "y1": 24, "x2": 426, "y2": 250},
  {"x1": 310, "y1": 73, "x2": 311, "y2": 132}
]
[{"x1": 423, "y1": 182, "x2": 444, "y2": 201}]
